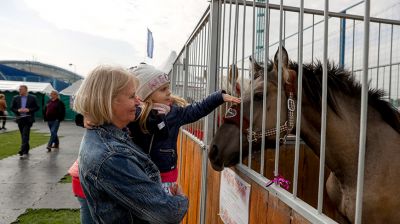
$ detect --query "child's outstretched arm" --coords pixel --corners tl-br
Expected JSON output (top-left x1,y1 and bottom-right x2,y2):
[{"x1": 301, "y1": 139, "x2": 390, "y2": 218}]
[{"x1": 174, "y1": 90, "x2": 240, "y2": 126}]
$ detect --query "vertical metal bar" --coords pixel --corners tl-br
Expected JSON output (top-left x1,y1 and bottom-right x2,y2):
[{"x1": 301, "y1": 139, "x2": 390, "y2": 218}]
[
  {"x1": 194, "y1": 34, "x2": 199, "y2": 134},
  {"x1": 352, "y1": 19, "x2": 356, "y2": 74},
  {"x1": 389, "y1": 24, "x2": 393, "y2": 100},
  {"x1": 248, "y1": 0, "x2": 256, "y2": 169},
  {"x1": 200, "y1": 2, "x2": 221, "y2": 224},
  {"x1": 227, "y1": 1, "x2": 233, "y2": 97},
  {"x1": 283, "y1": 10, "x2": 286, "y2": 46},
  {"x1": 232, "y1": 0, "x2": 239, "y2": 98},
  {"x1": 183, "y1": 46, "x2": 189, "y2": 100},
  {"x1": 171, "y1": 64, "x2": 176, "y2": 93},
  {"x1": 201, "y1": 26, "x2": 207, "y2": 136},
  {"x1": 190, "y1": 40, "x2": 195, "y2": 131},
  {"x1": 382, "y1": 67, "x2": 386, "y2": 94},
  {"x1": 293, "y1": 0, "x2": 304, "y2": 198},
  {"x1": 312, "y1": 14, "x2": 315, "y2": 64},
  {"x1": 339, "y1": 13, "x2": 346, "y2": 68},
  {"x1": 222, "y1": 0, "x2": 228, "y2": 114},
  {"x1": 355, "y1": 0, "x2": 370, "y2": 223},
  {"x1": 317, "y1": 0, "x2": 329, "y2": 214},
  {"x1": 239, "y1": 1, "x2": 246, "y2": 165},
  {"x1": 397, "y1": 64, "x2": 400, "y2": 101},
  {"x1": 260, "y1": 0, "x2": 270, "y2": 176},
  {"x1": 376, "y1": 23, "x2": 381, "y2": 89},
  {"x1": 274, "y1": 0, "x2": 284, "y2": 178}
]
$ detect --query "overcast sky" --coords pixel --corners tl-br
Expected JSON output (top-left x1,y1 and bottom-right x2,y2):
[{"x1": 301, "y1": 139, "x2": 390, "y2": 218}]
[
  {"x1": 0, "y1": 0, "x2": 398, "y2": 77},
  {"x1": 0, "y1": 0, "x2": 209, "y2": 76}
]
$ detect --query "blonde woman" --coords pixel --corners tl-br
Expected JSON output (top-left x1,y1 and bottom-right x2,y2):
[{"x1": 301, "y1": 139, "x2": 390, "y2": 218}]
[
  {"x1": 73, "y1": 65, "x2": 188, "y2": 224},
  {"x1": 0, "y1": 93, "x2": 7, "y2": 130}
]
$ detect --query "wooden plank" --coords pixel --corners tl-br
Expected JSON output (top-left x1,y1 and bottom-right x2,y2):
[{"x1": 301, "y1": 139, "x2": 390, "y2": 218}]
[
  {"x1": 178, "y1": 134, "x2": 335, "y2": 224},
  {"x1": 291, "y1": 210, "x2": 312, "y2": 224}
]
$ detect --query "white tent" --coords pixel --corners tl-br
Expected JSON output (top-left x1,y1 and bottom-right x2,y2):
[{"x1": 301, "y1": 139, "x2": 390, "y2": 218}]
[
  {"x1": 60, "y1": 79, "x2": 82, "y2": 96},
  {"x1": 0, "y1": 80, "x2": 55, "y2": 94}
]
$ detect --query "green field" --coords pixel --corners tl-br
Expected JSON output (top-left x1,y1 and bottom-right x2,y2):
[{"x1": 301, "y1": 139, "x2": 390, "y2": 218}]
[
  {"x1": 12, "y1": 209, "x2": 80, "y2": 224},
  {"x1": 0, "y1": 130, "x2": 49, "y2": 159}
]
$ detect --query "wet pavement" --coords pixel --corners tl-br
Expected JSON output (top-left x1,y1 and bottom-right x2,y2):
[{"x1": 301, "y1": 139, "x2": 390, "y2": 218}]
[{"x1": 0, "y1": 121, "x2": 84, "y2": 224}]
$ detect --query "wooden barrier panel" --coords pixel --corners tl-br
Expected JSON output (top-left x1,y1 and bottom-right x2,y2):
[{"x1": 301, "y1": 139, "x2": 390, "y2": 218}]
[
  {"x1": 178, "y1": 133, "x2": 203, "y2": 224},
  {"x1": 178, "y1": 132, "x2": 337, "y2": 223}
]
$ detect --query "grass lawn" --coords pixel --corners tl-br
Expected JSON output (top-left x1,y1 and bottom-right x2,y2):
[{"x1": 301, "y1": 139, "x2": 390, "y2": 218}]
[
  {"x1": 0, "y1": 129, "x2": 49, "y2": 160},
  {"x1": 12, "y1": 209, "x2": 80, "y2": 224}
]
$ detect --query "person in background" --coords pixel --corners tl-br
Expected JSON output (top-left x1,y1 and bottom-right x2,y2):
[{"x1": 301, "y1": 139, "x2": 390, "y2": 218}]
[
  {"x1": 11, "y1": 85, "x2": 39, "y2": 159},
  {"x1": 73, "y1": 65, "x2": 188, "y2": 223},
  {"x1": 0, "y1": 93, "x2": 7, "y2": 130},
  {"x1": 43, "y1": 90, "x2": 66, "y2": 152},
  {"x1": 129, "y1": 64, "x2": 241, "y2": 194}
]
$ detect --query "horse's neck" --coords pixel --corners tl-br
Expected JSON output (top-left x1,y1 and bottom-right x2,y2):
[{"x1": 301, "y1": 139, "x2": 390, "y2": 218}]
[
  {"x1": 299, "y1": 96, "x2": 361, "y2": 177},
  {"x1": 299, "y1": 94, "x2": 400, "y2": 179}
]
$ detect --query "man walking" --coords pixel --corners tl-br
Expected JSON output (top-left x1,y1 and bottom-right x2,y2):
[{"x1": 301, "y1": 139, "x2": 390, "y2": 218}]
[
  {"x1": 43, "y1": 90, "x2": 65, "y2": 152},
  {"x1": 11, "y1": 85, "x2": 39, "y2": 159}
]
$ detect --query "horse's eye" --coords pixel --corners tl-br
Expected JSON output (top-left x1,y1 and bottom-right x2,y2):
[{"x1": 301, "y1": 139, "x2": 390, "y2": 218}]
[{"x1": 254, "y1": 92, "x2": 263, "y2": 101}]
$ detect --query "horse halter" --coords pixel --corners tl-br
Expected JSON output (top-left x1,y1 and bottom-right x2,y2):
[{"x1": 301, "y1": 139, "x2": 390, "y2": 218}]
[{"x1": 223, "y1": 80, "x2": 296, "y2": 144}]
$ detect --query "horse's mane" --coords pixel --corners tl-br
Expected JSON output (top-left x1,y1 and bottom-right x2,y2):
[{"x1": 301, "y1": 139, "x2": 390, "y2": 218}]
[{"x1": 288, "y1": 61, "x2": 400, "y2": 133}]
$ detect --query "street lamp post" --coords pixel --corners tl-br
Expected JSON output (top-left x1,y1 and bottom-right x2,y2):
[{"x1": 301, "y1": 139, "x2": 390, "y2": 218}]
[{"x1": 69, "y1": 63, "x2": 77, "y2": 82}]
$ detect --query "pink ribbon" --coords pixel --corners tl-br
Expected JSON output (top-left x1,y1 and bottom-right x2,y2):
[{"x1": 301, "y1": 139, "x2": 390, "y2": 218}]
[{"x1": 266, "y1": 175, "x2": 291, "y2": 190}]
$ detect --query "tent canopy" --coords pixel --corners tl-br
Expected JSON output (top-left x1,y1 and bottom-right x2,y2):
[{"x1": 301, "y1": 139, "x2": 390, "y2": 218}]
[
  {"x1": 0, "y1": 80, "x2": 55, "y2": 94},
  {"x1": 60, "y1": 79, "x2": 82, "y2": 96}
]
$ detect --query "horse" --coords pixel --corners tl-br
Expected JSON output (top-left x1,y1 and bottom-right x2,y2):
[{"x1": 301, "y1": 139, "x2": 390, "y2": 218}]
[{"x1": 208, "y1": 47, "x2": 400, "y2": 223}]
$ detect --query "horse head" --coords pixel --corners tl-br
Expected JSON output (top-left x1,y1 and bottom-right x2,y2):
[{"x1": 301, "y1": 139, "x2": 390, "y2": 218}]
[{"x1": 209, "y1": 47, "x2": 297, "y2": 171}]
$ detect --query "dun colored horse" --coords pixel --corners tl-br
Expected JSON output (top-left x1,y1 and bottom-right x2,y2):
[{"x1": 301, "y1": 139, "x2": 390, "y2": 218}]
[{"x1": 209, "y1": 47, "x2": 400, "y2": 223}]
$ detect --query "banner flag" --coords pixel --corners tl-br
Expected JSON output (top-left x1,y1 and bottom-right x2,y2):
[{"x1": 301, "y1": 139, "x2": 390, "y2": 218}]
[{"x1": 147, "y1": 29, "x2": 154, "y2": 58}]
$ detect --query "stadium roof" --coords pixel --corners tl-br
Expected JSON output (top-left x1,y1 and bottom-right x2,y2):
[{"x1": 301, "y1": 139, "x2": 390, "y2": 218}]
[{"x1": 0, "y1": 60, "x2": 82, "y2": 83}]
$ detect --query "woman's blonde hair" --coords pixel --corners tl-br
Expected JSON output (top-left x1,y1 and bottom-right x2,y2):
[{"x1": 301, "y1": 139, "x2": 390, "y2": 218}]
[
  {"x1": 73, "y1": 65, "x2": 138, "y2": 126},
  {"x1": 0, "y1": 94, "x2": 5, "y2": 99},
  {"x1": 138, "y1": 94, "x2": 187, "y2": 133}
]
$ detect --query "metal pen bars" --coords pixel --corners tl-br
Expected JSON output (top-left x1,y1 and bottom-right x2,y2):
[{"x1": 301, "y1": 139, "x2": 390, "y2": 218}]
[{"x1": 169, "y1": 0, "x2": 400, "y2": 223}]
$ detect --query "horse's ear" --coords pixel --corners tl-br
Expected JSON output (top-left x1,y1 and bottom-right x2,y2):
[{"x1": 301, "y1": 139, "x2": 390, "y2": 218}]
[
  {"x1": 249, "y1": 56, "x2": 262, "y2": 80},
  {"x1": 273, "y1": 46, "x2": 289, "y2": 69},
  {"x1": 273, "y1": 46, "x2": 294, "y2": 84}
]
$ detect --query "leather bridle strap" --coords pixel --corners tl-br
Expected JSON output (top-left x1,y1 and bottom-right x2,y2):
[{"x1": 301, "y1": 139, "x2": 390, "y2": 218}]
[{"x1": 223, "y1": 74, "x2": 297, "y2": 144}]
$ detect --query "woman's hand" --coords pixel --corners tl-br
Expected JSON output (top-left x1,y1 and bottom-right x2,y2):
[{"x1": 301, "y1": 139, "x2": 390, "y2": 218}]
[
  {"x1": 83, "y1": 116, "x2": 95, "y2": 129},
  {"x1": 170, "y1": 183, "x2": 184, "y2": 196},
  {"x1": 222, "y1": 93, "x2": 241, "y2": 104}
]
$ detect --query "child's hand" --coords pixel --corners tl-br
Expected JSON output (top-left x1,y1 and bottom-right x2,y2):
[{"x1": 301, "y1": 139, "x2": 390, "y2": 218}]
[{"x1": 222, "y1": 93, "x2": 241, "y2": 104}]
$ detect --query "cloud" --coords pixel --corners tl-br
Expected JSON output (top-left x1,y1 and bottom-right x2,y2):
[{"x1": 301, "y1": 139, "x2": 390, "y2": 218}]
[{"x1": 21, "y1": 0, "x2": 209, "y2": 70}]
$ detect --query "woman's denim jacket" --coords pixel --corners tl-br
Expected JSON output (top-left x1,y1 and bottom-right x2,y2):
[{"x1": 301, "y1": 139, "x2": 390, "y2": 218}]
[{"x1": 79, "y1": 124, "x2": 188, "y2": 224}]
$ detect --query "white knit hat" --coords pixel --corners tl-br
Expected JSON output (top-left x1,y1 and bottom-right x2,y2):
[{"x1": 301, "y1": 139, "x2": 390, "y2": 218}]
[{"x1": 132, "y1": 64, "x2": 170, "y2": 100}]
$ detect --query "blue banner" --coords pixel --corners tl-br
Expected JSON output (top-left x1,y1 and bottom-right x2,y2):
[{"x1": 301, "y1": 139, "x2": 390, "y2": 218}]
[{"x1": 147, "y1": 29, "x2": 154, "y2": 58}]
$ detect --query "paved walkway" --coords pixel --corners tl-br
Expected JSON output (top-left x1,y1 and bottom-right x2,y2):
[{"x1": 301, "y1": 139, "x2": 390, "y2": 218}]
[{"x1": 0, "y1": 121, "x2": 84, "y2": 224}]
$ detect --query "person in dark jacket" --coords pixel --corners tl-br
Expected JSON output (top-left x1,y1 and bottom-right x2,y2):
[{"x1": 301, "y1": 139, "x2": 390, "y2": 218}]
[
  {"x1": 129, "y1": 64, "x2": 241, "y2": 194},
  {"x1": 11, "y1": 85, "x2": 39, "y2": 159},
  {"x1": 43, "y1": 90, "x2": 66, "y2": 152}
]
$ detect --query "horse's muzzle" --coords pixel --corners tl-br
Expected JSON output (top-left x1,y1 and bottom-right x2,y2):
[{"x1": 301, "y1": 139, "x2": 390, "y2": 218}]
[{"x1": 208, "y1": 145, "x2": 224, "y2": 171}]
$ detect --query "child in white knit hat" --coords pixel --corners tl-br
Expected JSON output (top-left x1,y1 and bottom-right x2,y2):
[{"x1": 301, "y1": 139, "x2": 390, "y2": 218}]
[{"x1": 128, "y1": 63, "x2": 240, "y2": 194}]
